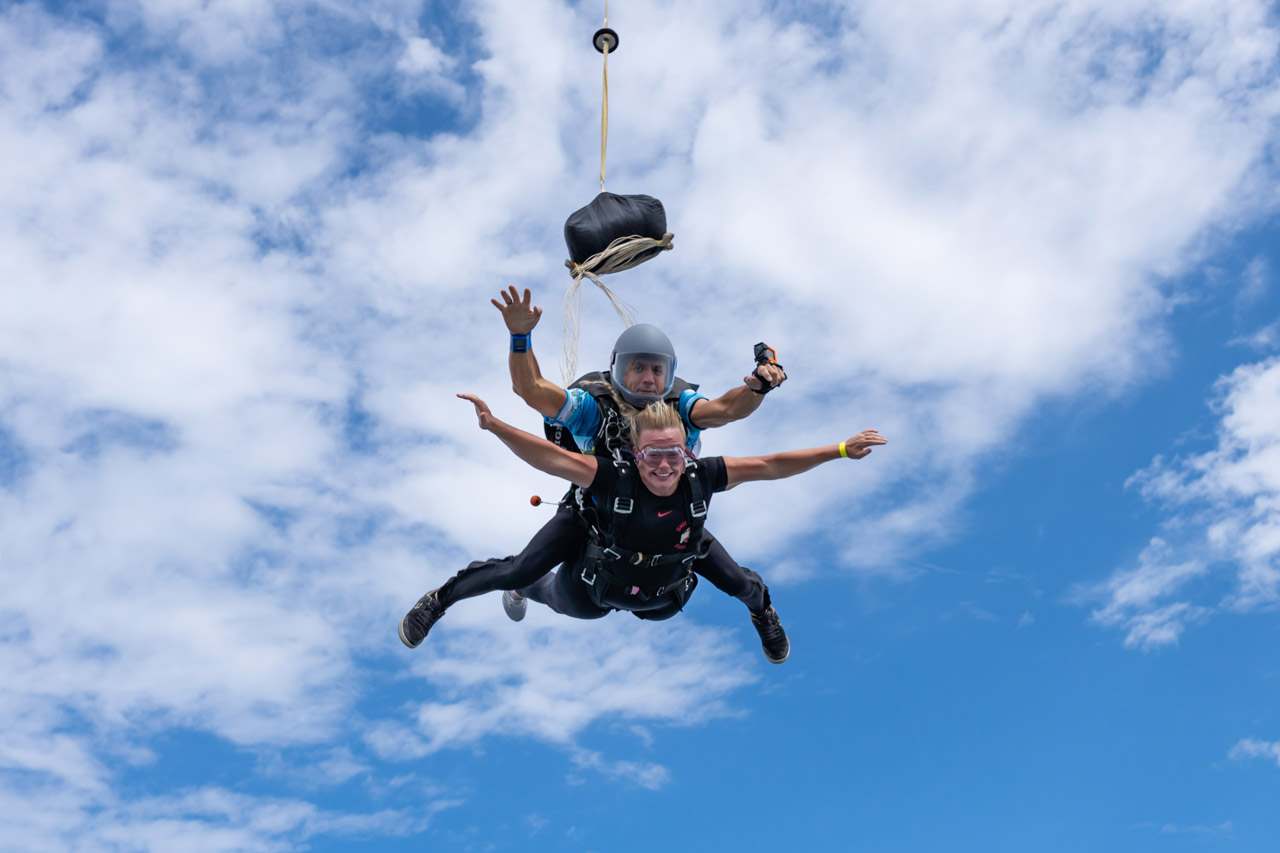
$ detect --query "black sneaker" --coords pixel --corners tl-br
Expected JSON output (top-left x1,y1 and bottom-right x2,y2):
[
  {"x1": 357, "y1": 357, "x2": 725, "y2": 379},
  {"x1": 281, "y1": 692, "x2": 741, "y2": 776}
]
[
  {"x1": 399, "y1": 590, "x2": 446, "y2": 648},
  {"x1": 751, "y1": 606, "x2": 790, "y2": 664}
]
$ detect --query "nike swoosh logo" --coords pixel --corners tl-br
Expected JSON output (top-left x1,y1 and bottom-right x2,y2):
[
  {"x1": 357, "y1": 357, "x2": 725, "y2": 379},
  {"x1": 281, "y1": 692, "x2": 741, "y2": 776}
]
[{"x1": 657, "y1": 511, "x2": 673, "y2": 517}]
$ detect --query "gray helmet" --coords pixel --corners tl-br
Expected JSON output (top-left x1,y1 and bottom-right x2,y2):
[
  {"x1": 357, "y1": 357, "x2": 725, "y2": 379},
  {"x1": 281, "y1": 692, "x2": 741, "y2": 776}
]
[{"x1": 610, "y1": 323, "x2": 677, "y2": 407}]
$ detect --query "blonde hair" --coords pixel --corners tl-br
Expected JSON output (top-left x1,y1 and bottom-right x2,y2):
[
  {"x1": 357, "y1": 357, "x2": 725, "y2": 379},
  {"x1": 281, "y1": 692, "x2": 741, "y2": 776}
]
[{"x1": 627, "y1": 401, "x2": 687, "y2": 448}]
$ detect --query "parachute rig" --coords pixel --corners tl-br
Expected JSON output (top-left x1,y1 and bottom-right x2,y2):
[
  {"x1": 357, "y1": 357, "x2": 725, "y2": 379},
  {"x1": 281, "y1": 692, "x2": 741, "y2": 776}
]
[{"x1": 560, "y1": 3, "x2": 674, "y2": 381}]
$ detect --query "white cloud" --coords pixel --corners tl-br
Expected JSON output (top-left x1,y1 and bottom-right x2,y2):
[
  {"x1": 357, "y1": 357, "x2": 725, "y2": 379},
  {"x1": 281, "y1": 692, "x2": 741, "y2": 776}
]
[
  {"x1": 1089, "y1": 354, "x2": 1280, "y2": 647},
  {"x1": 571, "y1": 747, "x2": 672, "y2": 791},
  {"x1": 1229, "y1": 737, "x2": 1280, "y2": 767},
  {"x1": 1083, "y1": 541, "x2": 1210, "y2": 651},
  {"x1": 1237, "y1": 255, "x2": 1271, "y2": 313},
  {"x1": 1144, "y1": 821, "x2": 1234, "y2": 837},
  {"x1": 2, "y1": 0, "x2": 1280, "y2": 843},
  {"x1": 0, "y1": 776, "x2": 433, "y2": 853},
  {"x1": 398, "y1": 35, "x2": 449, "y2": 76},
  {"x1": 368, "y1": 611, "x2": 754, "y2": 758}
]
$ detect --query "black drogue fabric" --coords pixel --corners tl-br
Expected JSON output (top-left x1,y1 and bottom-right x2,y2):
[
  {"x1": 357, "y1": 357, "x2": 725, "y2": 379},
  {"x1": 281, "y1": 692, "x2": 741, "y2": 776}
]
[{"x1": 564, "y1": 192, "x2": 667, "y2": 264}]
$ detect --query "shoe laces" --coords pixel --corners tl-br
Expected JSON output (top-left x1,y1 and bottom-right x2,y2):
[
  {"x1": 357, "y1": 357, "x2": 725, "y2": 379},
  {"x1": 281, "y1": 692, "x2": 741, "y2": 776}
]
[
  {"x1": 412, "y1": 593, "x2": 443, "y2": 624},
  {"x1": 754, "y1": 607, "x2": 784, "y2": 641}
]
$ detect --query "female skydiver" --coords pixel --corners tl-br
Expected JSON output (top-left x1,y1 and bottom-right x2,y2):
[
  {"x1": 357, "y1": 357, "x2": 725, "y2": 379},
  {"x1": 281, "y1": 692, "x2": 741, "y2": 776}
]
[{"x1": 398, "y1": 395, "x2": 885, "y2": 663}]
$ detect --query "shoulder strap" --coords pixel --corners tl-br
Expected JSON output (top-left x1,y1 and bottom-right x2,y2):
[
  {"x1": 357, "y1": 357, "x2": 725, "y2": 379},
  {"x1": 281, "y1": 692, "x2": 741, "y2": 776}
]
[
  {"x1": 571, "y1": 371, "x2": 699, "y2": 459},
  {"x1": 594, "y1": 458, "x2": 639, "y2": 547},
  {"x1": 597, "y1": 462, "x2": 707, "y2": 551},
  {"x1": 683, "y1": 461, "x2": 709, "y2": 545},
  {"x1": 579, "y1": 372, "x2": 626, "y2": 460},
  {"x1": 668, "y1": 375, "x2": 699, "y2": 398},
  {"x1": 542, "y1": 371, "x2": 613, "y2": 452}
]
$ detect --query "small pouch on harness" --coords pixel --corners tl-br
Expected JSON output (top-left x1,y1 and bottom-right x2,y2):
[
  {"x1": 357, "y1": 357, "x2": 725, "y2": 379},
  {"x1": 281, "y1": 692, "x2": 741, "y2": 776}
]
[
  {"x1": 630, "y1": 572, "x2": 698, "y2": 622},
  {"x1": 580, "y1": 544, "x2": 698, "y2": 620}
]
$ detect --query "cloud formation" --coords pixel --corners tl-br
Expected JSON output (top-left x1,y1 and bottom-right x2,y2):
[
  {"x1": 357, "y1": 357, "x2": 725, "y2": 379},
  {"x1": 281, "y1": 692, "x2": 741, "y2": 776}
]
[
  {"x1": 2, "y1": 0, "x2": 1279, "y2": 845},
  {"x1": 1091, "y1": 355, "x2": 1280, "y2": 647},
  {"x1": 1230, "y1": 737, "x2": 1280, "y2": 767}
]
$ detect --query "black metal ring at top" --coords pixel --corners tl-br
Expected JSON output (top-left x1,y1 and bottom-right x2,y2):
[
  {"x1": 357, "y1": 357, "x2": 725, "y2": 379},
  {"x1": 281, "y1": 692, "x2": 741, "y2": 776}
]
[{"x1": 593, "y1": 27, "x2": 619, "y2": 53}]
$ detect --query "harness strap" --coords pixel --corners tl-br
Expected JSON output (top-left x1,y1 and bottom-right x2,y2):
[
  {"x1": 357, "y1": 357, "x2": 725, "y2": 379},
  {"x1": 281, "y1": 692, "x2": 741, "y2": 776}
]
[
  {"x1": 581, "y1": 542, "x2": 697, "y2": 605},
  {"x1": 583, "y1": 540, "x2": 697, "y2": 569}
]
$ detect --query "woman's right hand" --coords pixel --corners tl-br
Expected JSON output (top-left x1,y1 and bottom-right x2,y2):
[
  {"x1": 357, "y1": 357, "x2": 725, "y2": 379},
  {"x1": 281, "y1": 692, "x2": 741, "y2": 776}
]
[{"x1": 458, "y1": 393, "x2": 494, "y2": 430}]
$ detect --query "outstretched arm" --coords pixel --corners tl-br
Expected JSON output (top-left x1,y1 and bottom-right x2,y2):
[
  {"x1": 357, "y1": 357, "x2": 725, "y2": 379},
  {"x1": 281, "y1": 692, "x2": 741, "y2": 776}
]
[
  {"x1": 688, "y1": 380, "x2": 776, "y2": 428},
  {"x1": 458, "y1": 394, "x2": 598, "y2": 488},
  {"x1": 688, "y1": 344, "x2": 787, "y2": 429},
  {"x1": 722, "y1": 430, "x2": 886, "y2": 487},
  {"x1": 492, "y1": 286, "x2": 568, "y2": 419}
]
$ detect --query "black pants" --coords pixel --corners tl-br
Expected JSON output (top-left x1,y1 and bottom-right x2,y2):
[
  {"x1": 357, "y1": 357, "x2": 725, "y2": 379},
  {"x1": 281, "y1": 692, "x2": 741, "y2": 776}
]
[{"x1": 435, "y1": 506, "x2": 768, "y2": 619}]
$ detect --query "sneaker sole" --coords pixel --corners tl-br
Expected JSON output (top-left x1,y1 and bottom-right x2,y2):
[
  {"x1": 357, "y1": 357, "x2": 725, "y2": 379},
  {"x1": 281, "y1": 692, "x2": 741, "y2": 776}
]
[
  {"x1": 765, "y1": 645, "x2": 790, "y2": 665},
  {"x1": 502, "y1": 591, "x2": 527, "y2": 622},
  {"x1": 398, "y1": 616, "x2": 421, "y2": 649}
]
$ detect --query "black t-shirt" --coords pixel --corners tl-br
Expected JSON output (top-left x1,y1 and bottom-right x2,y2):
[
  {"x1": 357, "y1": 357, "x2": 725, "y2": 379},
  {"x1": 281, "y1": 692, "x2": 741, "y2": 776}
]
[{"x1": 588, "y1": 457, "x2": 729, "y2": 555}]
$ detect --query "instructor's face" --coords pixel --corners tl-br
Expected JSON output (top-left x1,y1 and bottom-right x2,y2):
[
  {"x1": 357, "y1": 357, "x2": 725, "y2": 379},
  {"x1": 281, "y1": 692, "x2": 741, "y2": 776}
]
[
  {"x1": 633, "y1": 426, "x2": 685, "y2": 497},
  {"x1": 622, "y1": 357, "x2": 667, "y2": 395}
]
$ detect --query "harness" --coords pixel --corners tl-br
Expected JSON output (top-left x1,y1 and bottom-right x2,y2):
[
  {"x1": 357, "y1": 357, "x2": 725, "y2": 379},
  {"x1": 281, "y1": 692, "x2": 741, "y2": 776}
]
[
  {"x1": 544, "y1": 370, "x2": 699, "y2": 461},
  {"x1": 541, "y1": 371, "x2": 707, "y2": 616},
  {"x1": 577, "y1": 458, "x2": 711, "y2": 616}
]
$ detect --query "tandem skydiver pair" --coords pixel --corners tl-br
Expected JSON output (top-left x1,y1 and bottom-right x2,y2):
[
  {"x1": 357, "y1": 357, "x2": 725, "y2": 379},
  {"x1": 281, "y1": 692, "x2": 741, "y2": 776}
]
[{"x1": 398, "y1": 287, "x2": 885, "y2": 664}]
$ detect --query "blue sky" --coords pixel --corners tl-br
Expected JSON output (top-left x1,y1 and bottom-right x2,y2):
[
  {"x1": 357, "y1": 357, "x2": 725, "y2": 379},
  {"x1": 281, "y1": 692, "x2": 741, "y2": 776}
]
[{"x1": 3, "y1": 0, "x2": 1280, "y2": 850}]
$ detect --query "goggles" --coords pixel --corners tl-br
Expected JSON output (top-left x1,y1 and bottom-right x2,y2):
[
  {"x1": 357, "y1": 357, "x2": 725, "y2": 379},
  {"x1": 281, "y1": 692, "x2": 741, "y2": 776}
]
[{"x1": 633, "y1": 445, "x2": 688, "y2": 468}]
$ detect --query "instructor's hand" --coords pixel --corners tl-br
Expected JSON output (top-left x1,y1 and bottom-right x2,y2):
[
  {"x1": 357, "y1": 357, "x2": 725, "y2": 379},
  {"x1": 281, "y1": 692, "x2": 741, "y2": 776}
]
[
  {"x1": 491, "y1": 285, "x2": 542, "y2": 334},
  {"x1": 745, "y1": 362, "x2": 787, "y2": 392},
  {"x1": 843, "y1": 429, "x2": 886, "y2": 459},
  {"x1": 458, "y1": 393, "x2": 495, "y2": 430}
]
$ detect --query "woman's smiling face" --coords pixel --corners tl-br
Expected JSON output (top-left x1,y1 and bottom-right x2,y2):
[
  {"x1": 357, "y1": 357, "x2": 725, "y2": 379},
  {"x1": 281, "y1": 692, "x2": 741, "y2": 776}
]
[{"x1": 632, "y1": 426, "x2": 686, "y2": 497}]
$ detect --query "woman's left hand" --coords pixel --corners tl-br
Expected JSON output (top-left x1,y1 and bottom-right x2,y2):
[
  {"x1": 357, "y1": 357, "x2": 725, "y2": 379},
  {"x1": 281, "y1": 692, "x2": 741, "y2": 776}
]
[{"x1": 844, "y1": 429, "x2": 886, "y2": 458}]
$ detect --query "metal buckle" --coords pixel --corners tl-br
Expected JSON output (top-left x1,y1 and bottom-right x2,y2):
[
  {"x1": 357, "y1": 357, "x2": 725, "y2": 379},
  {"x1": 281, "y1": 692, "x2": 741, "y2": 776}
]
[
  {"x1": 657, "y1": 572, "x2": 692, "y2": 597},
  {"x1": 649, "y1": 554, "x2": 664, "y2": 567},
  {"x1": 581, "y1": 564, "x2": 597, "y2": 586},
  {"x1": 689, "y1": 500, "x2": 707, "y2": 518},
  {"x1": 614, "y1": 497, "x2": 633, "y2": 515},
  {"x1": 602, "y1": 547, "x2": 621, "y2": 561}
]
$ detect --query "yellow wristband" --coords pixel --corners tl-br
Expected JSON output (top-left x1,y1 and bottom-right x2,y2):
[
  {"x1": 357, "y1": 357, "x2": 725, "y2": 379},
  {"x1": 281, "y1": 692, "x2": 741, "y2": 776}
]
[{"x1": 839, "y1": 441, "x2": 848, "y2": 459}]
